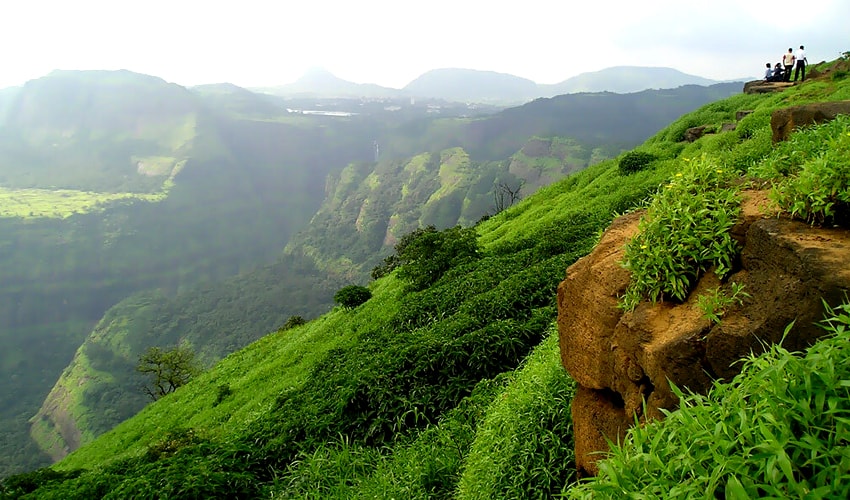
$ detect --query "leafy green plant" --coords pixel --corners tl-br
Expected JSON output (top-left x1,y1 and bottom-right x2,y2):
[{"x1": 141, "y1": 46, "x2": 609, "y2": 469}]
[
  {"x1": 696, "y1": 282, "x2": 750, "y2": 324},
  {"x1": 620, "y1": 156, "x2": 741, "y2": 310},
  {"x1": 768, "y1": 115, "x2": 850, "y2": 226},
  {"x1": 618, "y1": 151, "x2": 658, "y2": 175},
  {"x1": 333, "y1": 285, "x2": 372, "y2": 309}
]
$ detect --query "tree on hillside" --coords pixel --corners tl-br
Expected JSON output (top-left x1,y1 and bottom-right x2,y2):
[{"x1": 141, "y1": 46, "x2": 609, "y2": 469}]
[
  {"x1": 494, "y1": 180, "x2": 524, "y2": 214},
  {"x1": 137, "y1": 344, "x2": 202, "y2": 401},
  {"x1": 334, "y1": 285, "x2": 372, "y2": 309},
  {"x1": 396, "y1": 225, "x2": 481, "y2": 291}
]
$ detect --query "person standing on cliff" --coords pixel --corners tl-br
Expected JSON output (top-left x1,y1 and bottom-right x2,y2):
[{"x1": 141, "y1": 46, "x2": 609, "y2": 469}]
[
  {"x1": 783, "y1": 48, "x2": 796, "y2": 82},
  {"x1": 794, "y1": 45, "x2": 808, "y2": 81}
]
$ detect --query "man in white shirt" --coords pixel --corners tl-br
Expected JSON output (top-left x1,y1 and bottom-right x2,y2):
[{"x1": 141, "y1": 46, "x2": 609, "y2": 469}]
[{"x1": 794, "y1": 45, "x2": 808, "y2": 82}]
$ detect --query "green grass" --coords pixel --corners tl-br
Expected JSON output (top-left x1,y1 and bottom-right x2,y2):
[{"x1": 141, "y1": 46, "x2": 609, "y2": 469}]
[
  {"x1": 0, "y1": 188, "x2": 158, "y2": 219},
  {"x1": 457, "y1": 329, "x2": 577, "y2": 499},
  {"x1": 0, "y1": 160, "x2": 184, "y2": 219},
  {"x1": 57, "y1": 276, "x2": 405, "y2": 470}
]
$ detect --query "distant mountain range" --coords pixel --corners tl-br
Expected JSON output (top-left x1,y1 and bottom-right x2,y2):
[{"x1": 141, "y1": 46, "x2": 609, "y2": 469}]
[{"x1": 254, "y1": 66, "x2": 747, "y2": 104}]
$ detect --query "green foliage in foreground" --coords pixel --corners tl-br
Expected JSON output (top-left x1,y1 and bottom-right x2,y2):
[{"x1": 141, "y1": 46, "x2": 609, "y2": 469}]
[
  {"x1": 456, "y1": 331, "x2": 577, "y2": 499},
  {"x1": 569, "y1": 299, "x2": 850, "y2": 499}
]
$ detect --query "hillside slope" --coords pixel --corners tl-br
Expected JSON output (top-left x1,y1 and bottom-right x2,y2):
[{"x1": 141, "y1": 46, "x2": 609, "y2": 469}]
[
  {"x1": 22, "y1": 80, "x2": 744, "y2": 465},
  {"x1": 4, "y1": 58, "x2": 850, "y2": 497},
  {"x1": 0, "y1": 70, "x2": 377, "y2": 476}
]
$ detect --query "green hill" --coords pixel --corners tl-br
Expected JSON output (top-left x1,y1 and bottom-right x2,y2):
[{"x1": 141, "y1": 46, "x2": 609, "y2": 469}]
[
  {"x1": 4, "y1": 57, "x2": 848, "y2": 498},
  {"x1": 0, "y1": 70, "x2": 200, "y2": 193},
  {"x1": 12, "y1": 75, "x2": 744, "y2": 469},
  {"x1": 0, "y1": 70, "x2": 381, "y2": 477}
]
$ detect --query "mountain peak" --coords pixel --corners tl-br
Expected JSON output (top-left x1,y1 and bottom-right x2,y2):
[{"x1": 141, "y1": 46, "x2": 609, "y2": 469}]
[{"x1": 296, "y1": 67, "x2": 345, "y2": 85}]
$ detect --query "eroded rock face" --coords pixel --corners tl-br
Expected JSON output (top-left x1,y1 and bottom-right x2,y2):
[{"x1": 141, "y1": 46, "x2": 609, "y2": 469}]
[
  {"x1": 770, "y1": 100, "x2": 850, "y2": 142},
  {"x1": 558, "y1": 191, "x2": 850, "y2": 476},
  {"x1": 742, "y1": 80, "x2": 795, "y2": 94}
]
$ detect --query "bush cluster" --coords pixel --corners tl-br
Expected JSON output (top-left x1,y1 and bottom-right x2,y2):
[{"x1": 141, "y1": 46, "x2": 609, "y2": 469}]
[
  {"x1": 765, "y1": 115, "x2": 850, "y2": 226},
  {"x1": 618, "y1": 151, "x2": 658, "y2": 175},
  {"x1": 333, "y1": 285, "x2": 372, "y2": 309}
]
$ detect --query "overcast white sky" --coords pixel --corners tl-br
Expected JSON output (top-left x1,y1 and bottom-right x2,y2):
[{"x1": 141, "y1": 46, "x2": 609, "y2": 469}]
[{"x1": 1, "y1": 0, "x2": 848, "y2": 90}]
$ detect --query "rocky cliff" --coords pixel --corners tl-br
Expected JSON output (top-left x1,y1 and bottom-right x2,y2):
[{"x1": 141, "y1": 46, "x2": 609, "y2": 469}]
[{"x1": 557, "y1": 190, "x2": 850, "y2": 475}]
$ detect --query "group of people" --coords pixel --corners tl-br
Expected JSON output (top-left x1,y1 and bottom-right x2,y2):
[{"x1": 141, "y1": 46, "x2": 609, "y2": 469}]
[{"x1": 765, "y1": 45, "x2": 808, "y2": 82}]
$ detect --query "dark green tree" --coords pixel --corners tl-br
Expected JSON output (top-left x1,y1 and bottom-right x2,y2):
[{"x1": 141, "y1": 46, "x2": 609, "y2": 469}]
[
  {"x1": 137, "y1": 344, "x2": 202, "y2": 401},
  {"x1": 334, "y1": 285, "x2": 372, "y2": 309},
  {"x1": 396, "y1": 225, "x2": 481, "y2": 291},
  {"x1": 281, "y1": 315, "x2": 307, "y2": 330}
]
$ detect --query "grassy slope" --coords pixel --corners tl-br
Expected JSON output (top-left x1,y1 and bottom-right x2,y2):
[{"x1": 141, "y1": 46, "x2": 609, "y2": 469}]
[{"x1": 6, "y1": 60, "x2": 850, "y2": 497}]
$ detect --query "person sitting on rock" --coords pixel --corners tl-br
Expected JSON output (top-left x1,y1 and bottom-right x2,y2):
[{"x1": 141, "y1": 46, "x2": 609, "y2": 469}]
[
  {"x1": 771, "y1": 62, "x2": 785, "y2": 82},
  {"x1": 764, "y1": 63, "x2": 774, "y2": 81}
]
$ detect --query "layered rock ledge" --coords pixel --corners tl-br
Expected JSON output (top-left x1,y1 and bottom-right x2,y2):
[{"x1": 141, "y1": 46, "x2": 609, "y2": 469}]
[{"x1": 557, "y1": 191, "x2": 850, "y2": 476}]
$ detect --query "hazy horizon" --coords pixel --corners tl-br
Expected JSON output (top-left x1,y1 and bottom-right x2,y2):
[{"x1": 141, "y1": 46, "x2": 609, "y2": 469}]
[{"x1": 2, "y1": 0, "x2": 848, "y2": 90}]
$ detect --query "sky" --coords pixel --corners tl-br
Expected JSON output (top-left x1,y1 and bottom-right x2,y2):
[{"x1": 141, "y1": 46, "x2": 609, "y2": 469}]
[{"x1": 1, "y1": 0, "x2": 848, "y2": 90}]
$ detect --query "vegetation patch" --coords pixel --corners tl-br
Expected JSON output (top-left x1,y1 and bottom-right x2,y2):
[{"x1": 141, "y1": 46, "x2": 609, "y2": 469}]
[
  {"x1": 618, "y1": 150, "x2": 658, "y2": 175},
  {"x1": 620, "y1": 155, "x2": 741, "y2": 310},
  {"x1": 0, "y1": 188, "x2": 157, "y2": 219},
  {"x1": 758, "y1": 114, "x2": 850, "y2": 226}
]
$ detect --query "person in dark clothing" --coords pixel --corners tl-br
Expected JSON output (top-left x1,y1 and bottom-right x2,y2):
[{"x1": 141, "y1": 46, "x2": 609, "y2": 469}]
[{"x1": 767, "y1": 62, "x2": 784, "y2": 82}]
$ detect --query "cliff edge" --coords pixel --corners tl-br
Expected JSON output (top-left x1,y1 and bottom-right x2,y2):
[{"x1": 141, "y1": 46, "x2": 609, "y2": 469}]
[{"x1": 557, "y1": 190, "x2": 850, "y2": 475}]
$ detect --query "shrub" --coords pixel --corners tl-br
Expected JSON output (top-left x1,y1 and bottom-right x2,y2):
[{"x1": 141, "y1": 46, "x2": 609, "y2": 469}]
[
  {"x1": 370, "y1": 254, "x2": 399, "y2": 280},
  {"x1": 769, "y1": 115, "x2": 850, "y2": 226},
  {"x1": 334, "y1": 285, "x2": 372, "y2": 309},
  {"x1": 214, "y1": 384, "x2": 233, "y2": 406},
  {"x1": 696, "y1": 282, "x2": 750, "y2": 324},
  {"x1": 281, "y1": 315, "x2": 307, "y2": 330},
  {"x1": 618, "y1": 151, "x2": 658, "y2": 175},
  {"x1": 137, "y1": 344, "x2": 203, "y2": 401},
  {"x1": 396, "y1": 225, "x2": 481, "y2": 291},
  {"x1": 620, "y1": 155, "x2": 741, "y2": 310},
  {"x1": 0, "y1": 468, "x2": 84, "y2": 497}
]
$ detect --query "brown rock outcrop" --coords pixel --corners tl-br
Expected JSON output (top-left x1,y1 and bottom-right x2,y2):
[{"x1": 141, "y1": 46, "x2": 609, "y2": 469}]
[
  {"x1": 683, "y1": 125, "x2": 709, "y2": 142},
  {"x1": 771, "y1": 100, "x2": 850, "y2": 142},
  {"x1": 558, "y1": 191, "x2": 850, "y2": 476},
  {"x1": 743, "y1": 80, "x2": 795, "y2": 94}
]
